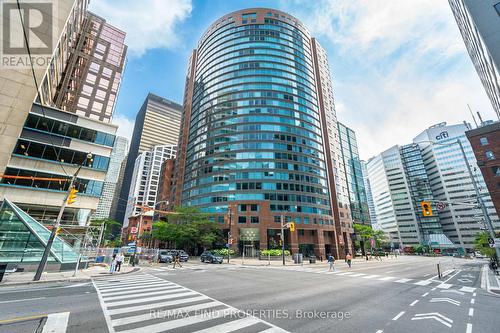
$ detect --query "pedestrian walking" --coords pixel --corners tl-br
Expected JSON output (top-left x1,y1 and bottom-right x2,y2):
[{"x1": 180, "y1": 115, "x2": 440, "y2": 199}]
[
  {"x1": 115, "y1": 252, "x2": 124, "y2": 272},
  {"x1": 173, "y1": 253, "x2": 183, "y2": 268},
  {"x1": 327, "y1": 254, "x2": 335, "y2": 271},
  {"x1": 110, "y1": 253, "x2": 117, "y2": 274},
  {"x1": 346, "y1": 253, "x2": 352, "y2": 268}
]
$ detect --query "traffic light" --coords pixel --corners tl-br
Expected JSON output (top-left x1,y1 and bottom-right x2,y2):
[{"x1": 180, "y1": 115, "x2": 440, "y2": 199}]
[
  {"x1": 421, "y1": 201, "x2": 433, "y2": 217},
  {"x1": 55, "y1": 227, "x2": 61, "y2": 235},
  {"x1": 289, "y1": 222, "x2": 295, "y2": 232},
  {"x1": 67, "y1": 187, "x2": 78, "y2": 205}
]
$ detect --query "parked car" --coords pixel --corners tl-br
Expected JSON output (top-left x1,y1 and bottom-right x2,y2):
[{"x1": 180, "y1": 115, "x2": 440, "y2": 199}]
[
  {"x1": 158, "y1": 250, "x2": 173, "y2": 263},
  {"x1": 200, "y1": 251, "x2": 223, "y2": 264},
  {"x1": 168, "y1": 249, "x2": 189, "y2": 262}
]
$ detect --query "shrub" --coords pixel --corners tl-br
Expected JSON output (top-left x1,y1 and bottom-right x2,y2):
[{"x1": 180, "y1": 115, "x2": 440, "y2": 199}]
[
  {"x1": 261, "y1": 249, "x2": 291, "y2": 256},
  {"x1": 212, "y1": 248, "x2": 236, "y2": 256}
]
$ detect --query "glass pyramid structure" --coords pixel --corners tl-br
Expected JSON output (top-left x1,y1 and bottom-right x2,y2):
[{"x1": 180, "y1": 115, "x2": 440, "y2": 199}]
[{"x1": 0, "y1": 198, "x2": 79, "y2": 263}]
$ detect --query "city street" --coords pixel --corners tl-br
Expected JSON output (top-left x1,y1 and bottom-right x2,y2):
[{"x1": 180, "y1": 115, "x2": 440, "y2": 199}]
[{"x1": 1, "y1": 256, "x2": 499, "y2": 333}]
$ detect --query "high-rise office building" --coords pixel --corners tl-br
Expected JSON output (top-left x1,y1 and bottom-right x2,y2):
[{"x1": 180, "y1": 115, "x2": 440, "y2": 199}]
[
  {"x1": 40, "y1": 12, "x2": 127, "y2": 123},
  {"x1": 449, "y1": 0, "x2": 500, "y2": 118},
  {"x1": 172, "y1": 8, "x2": 346, "y2": 258},
  {"x1": 361, "y1": 161, "x2": 376, "y2": 227},
  {"x1": 366, "y1": 145, "x2": 452, "y2": 250},
  {"x1": 109, "y1": 155, "x2": 127, "y2": 221},
  {"x1": 92, "y1": 136, "x2": 128, "y2": 220},
  {"x1": 414, "y1": 122, "x2": 500, "y2": 251},
  {"x1": 0, "y1": 0, "x2": 125, "y2": 225},
  {"x1": 338, "y1": 123, "x2": 371, "y2": 226},
  {"x1": 466, "y1": 121, "x2": 500, "y2": 218},
  {"x1": 123, "y1": 145, "x2": 176, "y2": 227},
  {"x1": 0, "y1": 0, "x2": 88, "y2": 178},
  {"x1": 117, "y1": 93, "x2": 182, "y2": 224}
]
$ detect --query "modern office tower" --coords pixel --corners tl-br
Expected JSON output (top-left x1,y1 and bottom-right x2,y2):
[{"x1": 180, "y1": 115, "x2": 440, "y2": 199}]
[
  {"x1": 109, "y1": 156, "x2": 127, "y2": 220},
  {"x1": 173, "y1": 8, "x2": 345, "y2": 258},
  {"x1": 0, "y1": 0, "x2": 88, "y2": 178},
  {"x1": 39, "y1": 12, "x2": 127, "y2": 123},
  {"x1": 361, "y1": 161, "x2": 376, "y2": 227},
  {"x1": 92, "y1": 136, "x2": 128, "y2": 220},
  {"x1": 0, "y1": 103, "x2": 116, "y2": 225},
  {"x1": 366, "y1": 145, "x2": 452, "y2": 250},
  {"x1": 123, "y1": 145, "x2": 176, "y2": 227},
  {"x1": 338, "y1": 123, "x2": 371, "y2": 226},
  {"x1": 367, "y1": 147, "x2": 420, "y2": 248},
  {"x1": 414, "y1": 122, "x2": 500, "y2": 251},
  {"x1": 466, "y1": 121, "x2": 500, "y2": 218},
  {"x1": 449, "y1": 0, "x2": 500, "y2": 118},
  {"x1": 117, "y1": 93, "x2": 182, "y2": 224}
]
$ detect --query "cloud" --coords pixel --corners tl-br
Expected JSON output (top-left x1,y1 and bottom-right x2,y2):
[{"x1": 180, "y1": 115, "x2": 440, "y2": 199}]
[
  {"x1": 89, "y1": 0, "x2": 192, "y2": 57},
  {"x1": 112, "y1": 114, "x2": 135, "y2": 145},
  {"x1": 282, "y1": 0, "x2": 495, "y2": 159}
]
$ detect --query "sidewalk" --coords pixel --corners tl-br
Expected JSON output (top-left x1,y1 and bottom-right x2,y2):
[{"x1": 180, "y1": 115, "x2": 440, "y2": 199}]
[
  {"x1": 224, "y1": 255, "x2": 399, "y2": 267},
  {"x1": 482, "y1": 264, "x2": 500, "y2": 295},
  {"x1": 0, "y1": 264, "x2": 140, "y2": 286}
]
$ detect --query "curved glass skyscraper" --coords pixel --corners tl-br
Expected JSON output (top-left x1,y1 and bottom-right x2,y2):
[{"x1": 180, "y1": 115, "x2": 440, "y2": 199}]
[{"x1": 174, "y1": 9, "x2": 350, "y2": 258}]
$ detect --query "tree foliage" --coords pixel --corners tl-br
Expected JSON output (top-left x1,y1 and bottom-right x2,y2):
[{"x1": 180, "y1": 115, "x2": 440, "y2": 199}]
[
  {"x1": 152, "y1": 206, "x2": 223, "y2": 250},
  {"x1": 474, "y1": 231, "x2": 495, "y2": 258},
  {"x1": 90, "y1": 218, "x2": 122, "y2": 246}
]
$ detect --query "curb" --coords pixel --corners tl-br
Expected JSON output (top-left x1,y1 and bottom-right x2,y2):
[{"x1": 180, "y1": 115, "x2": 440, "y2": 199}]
[{"x1": 0, "y1": 267, "x2": 141, "y2": 286}]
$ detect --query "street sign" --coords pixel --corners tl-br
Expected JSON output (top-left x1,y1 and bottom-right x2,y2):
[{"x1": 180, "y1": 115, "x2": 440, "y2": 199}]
[
  {"x1": 130, "y1": 227, "x2": 138, "y2": 234},
  {"x1": 488, "y1": 237, "x2": 495, "y2": 247},
  {"x1": 436, "y1": 202, "x2": 447, "y2": 211},
  {"x1": 228, "y1": 238, "x2": 233, "y2": 244},
  {"x1": 370, "y1": 238, "x2": 375, "y2": 247}
]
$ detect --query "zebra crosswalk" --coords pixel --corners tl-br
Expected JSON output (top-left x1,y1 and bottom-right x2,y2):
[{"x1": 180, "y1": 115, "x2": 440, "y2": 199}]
[
  {"x1": 265, "y1": 266, "x2": 476, "y2": 293},
  {"x1": 93, "y1": 274, "x2": 288, "y2": 333}
]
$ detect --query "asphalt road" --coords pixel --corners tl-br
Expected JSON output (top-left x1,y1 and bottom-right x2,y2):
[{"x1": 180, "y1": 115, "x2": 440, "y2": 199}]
[{"x1": 0, "y1": 256, "x2": 498, "y2": 333}]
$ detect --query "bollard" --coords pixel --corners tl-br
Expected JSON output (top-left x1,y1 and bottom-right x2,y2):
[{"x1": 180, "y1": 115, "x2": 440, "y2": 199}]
[
  {"x1": 437, "y1": 263, "x2": 442, "y2": 279},
  {"x1": 268, "y1": 253, "x2": 271, "y2": 266}
]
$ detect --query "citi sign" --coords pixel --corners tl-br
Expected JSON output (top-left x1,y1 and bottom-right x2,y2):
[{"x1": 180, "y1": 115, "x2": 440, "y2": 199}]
[{"x1": 435, "y1": 131, "x2": 449, "y2": 141}]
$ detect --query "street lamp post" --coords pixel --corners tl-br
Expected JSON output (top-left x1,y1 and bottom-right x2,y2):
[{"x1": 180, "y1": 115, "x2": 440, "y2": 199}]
[
  {"x1": 34, "y1": 152, "x2": 92, "y2": 281},
  {"x1": 416, "y1": 139, "x2": 500, "y2": 261}
]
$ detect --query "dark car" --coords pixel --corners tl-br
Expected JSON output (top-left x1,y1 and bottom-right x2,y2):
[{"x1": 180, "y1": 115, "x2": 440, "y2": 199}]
[
  {"x1": 158, "y1": 250, "x2": 173, "y2": 263},
  {"x1": 173, "y1": 250, "x2": 189, "y2": 262},
  {"x1": 200, "y1": 251, "x2": 223, "y2": 264}
]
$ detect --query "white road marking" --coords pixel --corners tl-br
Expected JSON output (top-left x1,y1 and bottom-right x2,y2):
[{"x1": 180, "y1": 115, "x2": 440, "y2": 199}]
[
  {"x1": 378, "y1": 276, "x2": 395, "y2": 281},
  {"x1": 106, "y1": 291, "x2": 198, "y2": 307},
  {"x1": 436, "y1": 283, "x2": 452, "y2": 289},
  {"x1": 411, "y1": 313, "x2": 453, "y2": 328},
  {"x1": 102, "y1": 287, "x2": 184, "y2": 301},
  {"x1": 395, "y1": 278, "x2": 412, "y2": 283},
  {"x1": 392, "y1": 311, "x2": 405, "y2": 321},
  {"x1": 0, "y1": 297, "x2": 45, "y2": 304},
  {"x1": 190, "y1": 316, "x2": 263, "y2": 333},
  {"x1": 42, "y1": 312, "x2": 70, "y2": 333},
  {"x1": 429, "y1": 298, "x2": 460, "y2": 306},
  {"x1": 459, "y1": 286, "x2": 476, "y2": 293},
  {"x1": 414, "y1": 280, "x2": 432, "y2": 286},
  {"x1": 472, "y1": 292, "x2": 476, "y2": 297},
  {"x1": 470, "y1": 298, "x2": 475, "y2": 304},
  {"x1": 99, "y1": 282, "x2": 170, "y2": 293},
  {"x1": 410, "y1": 300, "x2": 419, "y2": 306},
  {"x1": 422, "y1": 292, "x2": 429, "y2": 297},
  {"x1": 440, "y1": 289, "x2": 464, "y2": 295},
  {"x1": 108, "y1": 296, "x2": 210, "y2": 315},
  {"x1": 375, "y1": 330, "x2": 383, "y2": 333},
  {"x1": 101, "y1": 285, "x2": 179, "y2": 298},
  {"x1": 362, "y1": 275, "x2": 380, "y2": 279},
  {"x1": 349, "y1": 273, "x2": 366, "y2": 277},
  {"x1": 466, "y1": 323, "x2": 472, "y2": 333},
  {"x1": 468, "y1": 308, "x2": 474, "y2": 316}
]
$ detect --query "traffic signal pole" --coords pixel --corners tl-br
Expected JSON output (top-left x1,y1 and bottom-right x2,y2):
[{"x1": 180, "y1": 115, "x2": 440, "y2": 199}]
[
  {"x1": 456, "y1": 139, "x2": 500, "y2": 261},
  {"x1": 34, "y1": 166, "x2": 82, "y2": 281},
  {"x1": 281, "y1": 215, "x2": 285, "y2": 266}
]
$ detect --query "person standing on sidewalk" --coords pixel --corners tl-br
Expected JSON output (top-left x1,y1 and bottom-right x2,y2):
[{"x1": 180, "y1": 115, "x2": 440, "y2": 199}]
[
  {"x1": 173, "y1": 253, "x2": 183, "y2": 268},
  {"x1": 327, "y1": 254, "x2": 335, "y2": 271},
  {"x1": 115, "y1": 252, "x2": 124, "y2": 272},
  {"x1": 346, "y1": 253, "x2": 352, "y2": 268},
  {"x1": 110, "y1": 253, "x2": 117, "y2": 274}
]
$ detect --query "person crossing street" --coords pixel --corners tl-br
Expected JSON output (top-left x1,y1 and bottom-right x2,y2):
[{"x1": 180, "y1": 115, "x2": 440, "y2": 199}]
[
  {"x1": 327, "y1": 254, "x2": 335, "y2": 271},
  {"x1": 173, "y1": 252, "x2": 183, "y2": 268}
]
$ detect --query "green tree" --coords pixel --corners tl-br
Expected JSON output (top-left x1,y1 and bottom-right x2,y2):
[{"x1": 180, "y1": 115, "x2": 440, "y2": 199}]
[
  {"x1": 373, "y1": 230, "x2": 388, "y2": 249},
  {"x1": 353, "y1": 223, "x2": 373, "y2": 258},
  {"x1": 474, "y1": 232, "x2": 495, "y2": 258},
  {"x1": 90, "y1": 219, "x2": 122, "y2": 246}
]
